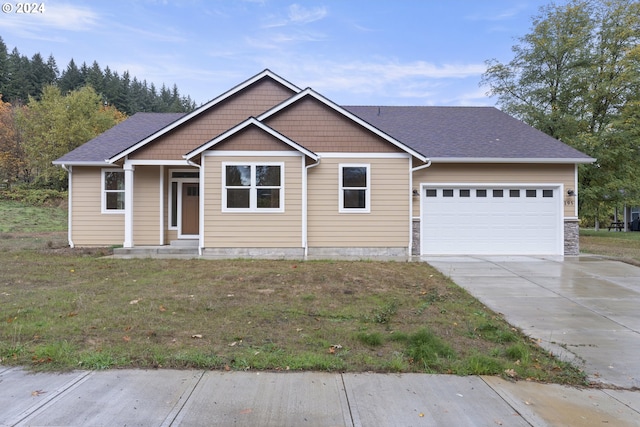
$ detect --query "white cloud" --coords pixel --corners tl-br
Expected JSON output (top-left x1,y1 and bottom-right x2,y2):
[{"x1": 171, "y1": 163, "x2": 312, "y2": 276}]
[
  {"x1": 0, "y1": 3, "x2": 99, "y2": 39},
  {"x1": 288, "y1": 4, "x2": 327, "y2": 24},
  {"x1": 261, "y1": 3, "x2": 327, "y2": 28},
  {"x1": 245, "y1": 56, "x2": 490, "y2": 105}
]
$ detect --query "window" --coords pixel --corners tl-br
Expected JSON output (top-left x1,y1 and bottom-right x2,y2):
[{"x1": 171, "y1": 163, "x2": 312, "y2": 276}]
[
  {"x1": 510, "y1": 189, "x2": 520, "y2": 197},
  {"x1": 426, "y1": 189, "x2": 437, "y2": 197},
  {"x1": 543, "y1": 189, "x2": 554, "y2": 198},
  {"x1": 102, "y1": 169, "x2": 124, "y2": 213},
  {"x1": 526, "y1": 189, "x2": 537, "y2": 198},
  {"x1": 340, "y1": 164, "x2": 370, "y2": 212},
  {"x1": 476, "y1": 189, "x2": 487, "y2": 197},
  {"x1": 460, "y1": 189, "x2": 471, "y2": 197},
  {"x1": 443, "y1": 189, "x2": 454, "y2": 197},
  {"x1": 493, "y1": 189, "x2": 504, "y2": 198},
  {"x1": 223, "y1": 163, "x2": 283, "y2": 212}
]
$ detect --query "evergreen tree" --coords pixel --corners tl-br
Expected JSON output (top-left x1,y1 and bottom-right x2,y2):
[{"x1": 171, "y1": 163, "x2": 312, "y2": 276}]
[
  {"x1": 0, "y1": 37, "x2": 9, "y2": 101},
  {"x1": 58, "y1": 59, "x2": 83, "y2": 93}
]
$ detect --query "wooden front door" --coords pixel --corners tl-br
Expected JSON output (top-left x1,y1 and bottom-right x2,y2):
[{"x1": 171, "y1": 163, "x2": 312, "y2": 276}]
[{"x1": 182, "y1": 183, "x2": 199, "y2": 235}]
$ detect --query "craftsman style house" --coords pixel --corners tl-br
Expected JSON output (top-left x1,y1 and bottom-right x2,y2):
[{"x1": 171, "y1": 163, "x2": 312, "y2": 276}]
[{"x1": 53, "y1": 70, "x2": 594, "y2": 258}]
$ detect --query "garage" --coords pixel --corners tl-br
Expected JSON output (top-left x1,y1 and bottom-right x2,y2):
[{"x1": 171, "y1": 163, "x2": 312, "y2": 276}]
[{"x1": 421, "y1": 185, "x2": 563, "y2": 255}]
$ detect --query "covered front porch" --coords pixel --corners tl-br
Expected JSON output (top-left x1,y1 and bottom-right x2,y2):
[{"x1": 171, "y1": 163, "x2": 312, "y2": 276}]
[{"x1": 122, "y1": 161, "x2": 202, "y2": 251}]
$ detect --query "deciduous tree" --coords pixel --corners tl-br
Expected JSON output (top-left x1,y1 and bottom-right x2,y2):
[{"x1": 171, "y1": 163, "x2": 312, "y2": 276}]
[
  {"x1": 482, "y1": 0, "x2": 640, "y2": 222},
  {"x1": 17, "y1": 86, "x2": 126, "y2": 189}
]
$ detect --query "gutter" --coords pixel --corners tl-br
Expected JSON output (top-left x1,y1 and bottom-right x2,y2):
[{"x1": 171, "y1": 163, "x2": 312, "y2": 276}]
[
  {"x1": 303, "y1": 157, "x2": 321, "y2": 258},
  {"x1": 409, "y1": 159, "x2": 432, "y2": 257},
  {"x1": 61, "y1": 165, "x2": 75, "y2": 248}
]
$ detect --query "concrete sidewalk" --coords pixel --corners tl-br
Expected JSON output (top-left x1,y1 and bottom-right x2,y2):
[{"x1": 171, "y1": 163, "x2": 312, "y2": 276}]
[{"x1": 2, "y1": 366, "x2": 640, "y2": 426}]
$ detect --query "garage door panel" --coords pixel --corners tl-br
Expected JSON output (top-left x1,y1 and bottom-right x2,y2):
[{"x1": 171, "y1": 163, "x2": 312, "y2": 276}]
[{"x1": 421, "y1": 186, "x2": 562, "y2": 255}]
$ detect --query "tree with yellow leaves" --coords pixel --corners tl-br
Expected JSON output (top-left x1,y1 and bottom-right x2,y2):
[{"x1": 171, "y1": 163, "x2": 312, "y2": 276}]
[{"x1": 17, "y1": 85, "x2": 126, "y2": 189}]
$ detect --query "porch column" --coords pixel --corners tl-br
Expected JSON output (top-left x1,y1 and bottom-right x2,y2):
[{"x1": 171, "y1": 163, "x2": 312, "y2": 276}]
[{"x1": 123, "y1": 162, "x2": 135, "y2": 248}]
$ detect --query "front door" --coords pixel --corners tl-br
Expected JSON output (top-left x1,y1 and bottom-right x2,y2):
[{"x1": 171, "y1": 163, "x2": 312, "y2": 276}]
[{"x1": 181, "y1": 183, "x2": 199, "y2": 236}]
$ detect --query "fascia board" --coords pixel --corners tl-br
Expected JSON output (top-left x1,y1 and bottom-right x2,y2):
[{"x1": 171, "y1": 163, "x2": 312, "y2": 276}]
[
  {"x1": 52, "y1": 160, "x2": 113, "y2": 166},
  {"x1": 183, "y1": 117, "x2": 318, "y2": 161},
  {"x1": 429, "y1": 157, "x2": 596, "y2": 164},
  {"x1": 107, "y1": 69, "x2": 302, "y2": 164}
]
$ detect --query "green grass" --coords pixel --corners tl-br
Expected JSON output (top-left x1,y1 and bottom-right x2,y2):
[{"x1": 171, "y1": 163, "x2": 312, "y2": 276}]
[
  {"x1": 0, "y1": 199, "x2": 67, "y2": 233},
  {"x1": 580, "y1": 228, "x2": 640, "y2": 265},
  {"x1": 0, "y1": 199, "x2": 588, "y2": 385}
]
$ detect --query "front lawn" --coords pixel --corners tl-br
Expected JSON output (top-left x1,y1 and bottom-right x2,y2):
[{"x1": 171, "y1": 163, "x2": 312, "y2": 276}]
[{"x1": 0, "y1": 200, "x2": 585, "y2": 384}]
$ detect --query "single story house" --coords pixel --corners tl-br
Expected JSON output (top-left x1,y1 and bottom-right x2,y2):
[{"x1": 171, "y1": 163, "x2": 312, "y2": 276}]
[{"x1": 53, "y1": 70, "x2": 594, "y2": 258}]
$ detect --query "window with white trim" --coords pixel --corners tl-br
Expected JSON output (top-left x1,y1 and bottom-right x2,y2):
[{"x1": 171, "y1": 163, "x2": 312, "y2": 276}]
[
  {"x1": 223, "y1": 163, "x2": 283, "y2": 212},
  {"x1": 339, "y1": 164, "x2": 370, "y2": 213},
  {"x1": 102, "y1": 169, "x2": 125, "y2": 213}
]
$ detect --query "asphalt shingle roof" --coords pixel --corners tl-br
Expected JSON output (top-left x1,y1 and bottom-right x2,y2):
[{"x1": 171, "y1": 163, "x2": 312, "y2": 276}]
[
  {"x1": 53, "y1": 112, "x2": 185, "y2": 164},
  {"x1": 344, "y1": 106, "x2": 593, "y2": 160},
  {"x1": 55, "y1": 106, "x2": 593, "y2": 164}
]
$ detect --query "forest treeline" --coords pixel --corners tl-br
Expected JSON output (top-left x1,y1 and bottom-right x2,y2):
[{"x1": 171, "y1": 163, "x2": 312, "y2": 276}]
[
  {"x1": 0, "y1": 37, "x2": 197, "y2": 114},
  {"x1": 0, "y1": 36, "x2": 197, "y2": 191}
]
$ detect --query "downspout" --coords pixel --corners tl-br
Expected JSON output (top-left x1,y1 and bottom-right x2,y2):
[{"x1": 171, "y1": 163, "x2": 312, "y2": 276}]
[
  {"x1": 303, "y1": 157, "x2": 321, "y2": 259},
  {"x1": 410, "y1": 159, "x2": 432, "y2": 257},
  {"x1": 187, "y1": 160, "x2": 203, "y2": 256},
  {"x1": 61, "y1": 165, "x2": 74, "y2": 248}
]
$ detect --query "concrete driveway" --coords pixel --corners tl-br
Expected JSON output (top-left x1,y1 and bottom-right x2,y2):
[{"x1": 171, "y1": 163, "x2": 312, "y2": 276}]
[{"x1": 425, "y1": 255, "x2": 640, "y2": 389}]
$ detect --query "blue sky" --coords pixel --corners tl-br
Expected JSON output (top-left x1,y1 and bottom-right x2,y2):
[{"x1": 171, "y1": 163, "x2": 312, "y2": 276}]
[{"x1": 0, "y1": 0, "x2": 566, "y2": 107}]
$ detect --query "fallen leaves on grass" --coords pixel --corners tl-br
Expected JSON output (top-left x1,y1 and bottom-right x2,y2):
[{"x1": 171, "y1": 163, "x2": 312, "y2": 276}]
[{"x1": 328, "y1": 344, "x2": 342, "y2": 354}]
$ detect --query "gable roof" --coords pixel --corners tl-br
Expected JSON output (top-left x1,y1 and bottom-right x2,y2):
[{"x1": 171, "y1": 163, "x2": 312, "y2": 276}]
[
  {"x1": 258, "y1": 88, "x2": 428, "y2": 162},
  {"x1": 184, "y1": 117, "x2": 319, "y2": 161},
  {"x1": 52, "y1": 112, "x2": 185, "y2": 165},
  {"x1": 106, "y1": 70, "x2": 301, "y2": 164},
  {"x1": 345, "y1": 106, "x2": 594, "y2": 163}
]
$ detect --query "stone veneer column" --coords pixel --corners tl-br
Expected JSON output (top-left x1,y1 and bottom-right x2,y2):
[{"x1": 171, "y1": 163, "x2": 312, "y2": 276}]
[{"x1": 564, "y1": 219, "x2": 580, "y2": 256}]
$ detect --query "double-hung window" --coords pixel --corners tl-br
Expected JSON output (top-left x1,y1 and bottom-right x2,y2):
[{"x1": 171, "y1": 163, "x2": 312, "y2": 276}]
[
  {"x1": 339, "y1": 164, "x2": 370, "y2": 213},
  {"x1": 102, "y1": 169, "x2": 125, "y2": 213},
  {"x1": 223, "y1": 163, "x2": 283, "y2": 212}
]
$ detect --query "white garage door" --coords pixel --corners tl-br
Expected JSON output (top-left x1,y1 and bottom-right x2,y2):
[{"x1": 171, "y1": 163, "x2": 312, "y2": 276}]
[{"x1": 421, "y1": 185, "x2": 563, "y2": 255}]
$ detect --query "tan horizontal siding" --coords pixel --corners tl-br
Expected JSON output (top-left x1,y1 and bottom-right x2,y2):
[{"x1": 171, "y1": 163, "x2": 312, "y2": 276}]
[
  {"x1": 71, "y1": 167, "x2": 124, "y2": 246},
  {"x1": 130, "y1": 79, "x2": 295, "y2": 161},
  {"x1": 132, "y1": 166, "x2": 161, "y2": 245},
  {"x1": 202, "y1": 155, "x2": 303, "y2": 248},
  {"x1": 264, "y1": 97, "x2": 403, "y2": 153},
  {"x1": 308, "y1": 157, "x2": 411, "y2": 247},
  {"x1": 412, "y1": 163, "x2": 576, "y2": 217}
]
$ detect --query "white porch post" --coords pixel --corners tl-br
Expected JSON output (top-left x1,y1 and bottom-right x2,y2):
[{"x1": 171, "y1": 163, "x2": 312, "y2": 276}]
[{"x1": 123, "y1": 162, "x2": 135, "y2": 248}]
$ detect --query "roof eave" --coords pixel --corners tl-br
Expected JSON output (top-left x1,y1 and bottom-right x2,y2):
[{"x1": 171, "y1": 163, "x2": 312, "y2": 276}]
[
  {"x1": 183, "y1": 117, "x2": 319, "y2": 161},
  {"x1": 52, "y1": 160, "x2": 112, "y2": 166},
  {"x1": 429, "y1": 157, "x2": 596, "y2": 164}
]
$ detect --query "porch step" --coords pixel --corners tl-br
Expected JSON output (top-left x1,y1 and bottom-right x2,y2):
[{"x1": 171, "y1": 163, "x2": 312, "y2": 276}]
[
  {"x1": 113, "y1": 245, "x2": 198, "y2": 258},
  {"x1": 170, "y1": 239, "x2": 199, "y2": 247}
]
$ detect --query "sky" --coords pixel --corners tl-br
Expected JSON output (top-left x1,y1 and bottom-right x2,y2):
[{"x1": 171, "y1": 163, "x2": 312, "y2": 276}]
[{"x1": 0, "y1": 0, "x2": 568, "y2": 107}]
